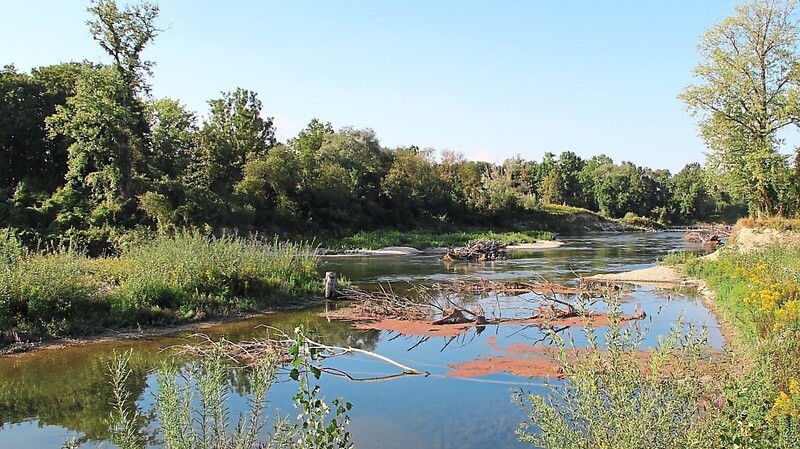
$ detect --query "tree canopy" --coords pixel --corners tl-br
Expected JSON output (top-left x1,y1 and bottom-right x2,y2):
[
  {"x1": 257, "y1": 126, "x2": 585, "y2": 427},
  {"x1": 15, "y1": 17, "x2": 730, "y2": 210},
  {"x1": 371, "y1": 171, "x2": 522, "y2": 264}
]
[
  {"x1": 0, "y1": 0, "x2": 761, "y2": 252},
  {"x1": 681, "y1": 0, "x2": 800, "y2": 216}
]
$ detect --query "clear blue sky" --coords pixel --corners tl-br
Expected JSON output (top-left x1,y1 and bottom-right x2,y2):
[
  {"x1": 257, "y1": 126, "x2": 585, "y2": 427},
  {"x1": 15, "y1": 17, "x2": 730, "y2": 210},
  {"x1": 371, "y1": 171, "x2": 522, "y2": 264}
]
[{"x1": 1, "y1": 1, "x2": 758, "y2": 172}]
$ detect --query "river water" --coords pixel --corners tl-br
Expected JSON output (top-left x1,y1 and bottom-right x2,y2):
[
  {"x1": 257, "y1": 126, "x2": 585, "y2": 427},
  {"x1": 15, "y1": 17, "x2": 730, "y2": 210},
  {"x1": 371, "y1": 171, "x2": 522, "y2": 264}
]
[{"x1": 0, "y1": 233, "x2": 723, "y2": 449}]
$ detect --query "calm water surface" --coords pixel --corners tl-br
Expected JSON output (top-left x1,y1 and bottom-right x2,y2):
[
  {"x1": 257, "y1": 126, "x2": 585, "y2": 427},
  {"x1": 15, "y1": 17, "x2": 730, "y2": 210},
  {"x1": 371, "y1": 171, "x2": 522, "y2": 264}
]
[{"x1": 0, "y1": 233, "x2": 723, "y2": 449}]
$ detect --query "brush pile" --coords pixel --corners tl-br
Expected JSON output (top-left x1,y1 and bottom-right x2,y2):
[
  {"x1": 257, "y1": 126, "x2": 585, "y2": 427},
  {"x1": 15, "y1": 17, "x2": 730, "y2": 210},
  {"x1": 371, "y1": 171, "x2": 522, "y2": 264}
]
[
  {"x1": 683, "y1": 225, "x2": 731, "y2": 244},
  {"x1": 335, "y1": 287, "x2": 431, "y2": 321},
  {"x1": 443, "y1": 239, "x2": 508, "y2": 261}
]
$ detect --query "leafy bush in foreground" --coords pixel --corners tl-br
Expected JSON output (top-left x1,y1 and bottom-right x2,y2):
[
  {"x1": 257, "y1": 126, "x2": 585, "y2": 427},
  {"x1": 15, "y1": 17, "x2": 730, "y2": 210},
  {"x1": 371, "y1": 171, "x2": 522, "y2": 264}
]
[
  {"x1": 516, "y1": 307, "x2": 711, "y2": 449},
  {"x1": 100, "y1": 328, "x2": 353, "y2": 449}
]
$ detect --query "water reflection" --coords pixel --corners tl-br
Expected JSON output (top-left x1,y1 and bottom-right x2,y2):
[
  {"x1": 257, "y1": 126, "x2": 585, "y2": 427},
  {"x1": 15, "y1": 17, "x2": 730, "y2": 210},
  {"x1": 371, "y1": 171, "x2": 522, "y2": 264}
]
[{"x1": 0, "y1": 232, "x2": 719, "y2": 449}]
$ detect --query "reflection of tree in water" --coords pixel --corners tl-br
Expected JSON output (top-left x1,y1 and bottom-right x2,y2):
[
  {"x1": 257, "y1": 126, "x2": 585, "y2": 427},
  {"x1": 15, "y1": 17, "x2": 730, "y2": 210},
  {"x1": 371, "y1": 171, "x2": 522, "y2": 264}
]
[
  {"x1": 254, "y1": 307, "x2": 381, "y2": 352},
  {"x1": 0, "y1": 347, "x2": 155, "y2": 442},
  {"x1": 0, "y1": 306, "x2": 383, "y2": 444}
]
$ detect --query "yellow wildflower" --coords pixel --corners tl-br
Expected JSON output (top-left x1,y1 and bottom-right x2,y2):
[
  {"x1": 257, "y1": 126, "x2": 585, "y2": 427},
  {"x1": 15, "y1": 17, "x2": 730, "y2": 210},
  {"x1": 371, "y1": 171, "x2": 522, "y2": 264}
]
[
  {"x1": 770, "y1": 391, "x2": 795, "y2": 420},
  {"x1": 790, "y1": 378, "x2": 800, "y2": 397}
]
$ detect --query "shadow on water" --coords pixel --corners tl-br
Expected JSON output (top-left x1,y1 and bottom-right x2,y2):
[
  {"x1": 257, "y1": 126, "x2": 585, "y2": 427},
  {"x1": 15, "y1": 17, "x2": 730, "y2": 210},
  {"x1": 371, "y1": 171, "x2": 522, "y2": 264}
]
[{"x1": 0, "y1": 232, "x2": 720, "y2": 449}]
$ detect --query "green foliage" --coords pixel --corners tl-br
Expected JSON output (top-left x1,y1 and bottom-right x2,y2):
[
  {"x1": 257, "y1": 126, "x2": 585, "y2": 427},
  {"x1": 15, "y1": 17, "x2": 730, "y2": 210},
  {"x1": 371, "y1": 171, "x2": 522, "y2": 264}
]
[
  {"x1": 681, "y1": 0, "x2": 800, "y2": 217},
  {"x1": 288, "y1": 327, "x2": 354, "y2": 449},
  {"x1": 675, "y1": 234, "x2": 800, "y2": 447},
  {"x1": 517, "y1": 308, "x2": 711, "y2": 449},
  {"x1": 2, "y1": 0, "x2": 753, "y2": 258},
  {"x1": 107, "y1": 350, "x2": 145, "y2": 449},
  {"x1": 0, "y1": 233, "x2": 320, "y2": 343},
  {"x1": 661, "y1": 250, "x2": 698, "y2": 266},
  {"x1": 104, "y1": 329, "x2": 354, "y2": 449},
  {"x1": 672, "y1": 163, "x2": 716, "y2": 222},
  {"x1": 701, "y1": 348, "x2": 800, "y2": 449},
  {"x1": 191, "y1": 88, "x2": 275, "y2": 200},
  {"x1": 324, "y1": 229, "x2": 556, "y2": 252},
  {"x1": 683, "y1": 249, "x2": 762, "y2": 341},
  {"x1": 619, "y1": 212, "x2": 665, "y2": 230},
  {"x1": 152, "y1": 347, "x2": 277, "y2": 449}
]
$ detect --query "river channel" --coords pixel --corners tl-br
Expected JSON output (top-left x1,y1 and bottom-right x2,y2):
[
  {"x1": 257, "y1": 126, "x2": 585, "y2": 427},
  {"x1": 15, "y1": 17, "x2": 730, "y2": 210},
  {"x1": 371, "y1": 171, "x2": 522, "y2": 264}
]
[{"x1": 0, "y1": 232, "x2": 724, "y2": 449}]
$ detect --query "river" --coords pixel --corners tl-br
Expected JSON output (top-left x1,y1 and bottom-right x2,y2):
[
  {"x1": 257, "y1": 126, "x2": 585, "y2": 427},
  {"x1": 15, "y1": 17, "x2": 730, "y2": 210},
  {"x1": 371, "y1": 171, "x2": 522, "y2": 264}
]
[{"x1": 0, "y1": 232, "x2": 723, "y2": 449}]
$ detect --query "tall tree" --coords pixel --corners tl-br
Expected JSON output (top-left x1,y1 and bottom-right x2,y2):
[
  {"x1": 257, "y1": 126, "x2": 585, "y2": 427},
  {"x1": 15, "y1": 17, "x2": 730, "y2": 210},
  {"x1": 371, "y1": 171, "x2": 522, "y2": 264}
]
[
  {"x1": 192, "y1": 88, "x2": 275, "y2": 197},
  {"x1": 48, "y1": 1, "x2": 159, "y2": 205},
  {"x1": 681, "y1": 0, "x2": 800, "y2": 216},
  {"x1": 672, "y1": 163, "x2": 716, "y2": 221},
  {"x1": 87, "y1": 0, "x2": 159, "y2": 95}
]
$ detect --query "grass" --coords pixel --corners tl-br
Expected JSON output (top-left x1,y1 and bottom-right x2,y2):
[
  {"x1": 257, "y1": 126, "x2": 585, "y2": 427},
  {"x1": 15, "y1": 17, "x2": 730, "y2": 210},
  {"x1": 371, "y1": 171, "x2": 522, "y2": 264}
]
[
  {"x1": 654, "y1": 221, "x2": 800, "y2": 447},
  {"x1": 98, "y1": 328, "x2": 353, "y2": 449},
  {"x1": 0, "y1": 231, "x2": 320, "y2": 345},
  {"x1": 322, "y1": 229, "x2": 556, "y2": 252},
  {"x1": 536, "y1": 203, "x2": 594, "y2": 215},
  {"x1": 736, "y1": 216, "x2": 800, "y2": 232},
  {"x1": 661, "y1": 250, "x2": 698, "y2": 266}
]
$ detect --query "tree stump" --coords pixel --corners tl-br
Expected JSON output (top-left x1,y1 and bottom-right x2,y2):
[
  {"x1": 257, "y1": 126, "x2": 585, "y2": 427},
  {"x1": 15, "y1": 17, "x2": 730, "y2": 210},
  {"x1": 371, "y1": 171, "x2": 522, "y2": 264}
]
[{"x1": 324, "y1": 272, "x2": 338, "y2": 299}]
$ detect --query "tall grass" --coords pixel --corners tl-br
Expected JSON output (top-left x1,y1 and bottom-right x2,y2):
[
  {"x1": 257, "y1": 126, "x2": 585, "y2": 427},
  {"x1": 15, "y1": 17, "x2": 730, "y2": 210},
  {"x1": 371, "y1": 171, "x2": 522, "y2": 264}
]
[
  {"x1": 0, "y1": 231, "x2": 320, "y2": 344},
  {"x1": 104, "y1": 329, "x2": 353, "y2": 449},
  {"x1": 102, "y1": 234, "x2": 320, "y2": 320}
]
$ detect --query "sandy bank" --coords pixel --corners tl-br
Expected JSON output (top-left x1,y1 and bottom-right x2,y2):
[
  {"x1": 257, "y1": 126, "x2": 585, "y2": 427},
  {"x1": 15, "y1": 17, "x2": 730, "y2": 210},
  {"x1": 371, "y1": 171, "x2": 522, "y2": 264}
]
[
  {"x1": 583, "y1": 265, "x2": 694, "y2": 288},
  {"x1": 507, "y1": 241, "x2": 565, "y2": 250},
  {"x1": 325, "y1": 246, "x2": 423, "y2": 257},
  {"x1": 324, "y1": 241, "x2": 564, "y2": 257}
]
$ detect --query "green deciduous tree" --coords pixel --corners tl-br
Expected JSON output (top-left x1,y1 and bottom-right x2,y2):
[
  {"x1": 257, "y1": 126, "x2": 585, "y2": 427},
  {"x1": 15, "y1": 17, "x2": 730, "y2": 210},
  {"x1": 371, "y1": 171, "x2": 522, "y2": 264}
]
[
  {"x1": 672, "y1": 163, "x2": 717, "y2": 222},
  {"x1": 382, "y1": 147, "x2": 448, "y2": 223},
  {"x1": 681, "y1": 0, "x2": 800, "y2": 216},
  {"x1": 192, "y1": 88, "x2": 275, "y2": 197},
  {"x1": 47, "y1": 66, "x2": 142, "y2": 205},
  {"x1": 87, "y1": 0, "x2": 159, "y2": 95}
]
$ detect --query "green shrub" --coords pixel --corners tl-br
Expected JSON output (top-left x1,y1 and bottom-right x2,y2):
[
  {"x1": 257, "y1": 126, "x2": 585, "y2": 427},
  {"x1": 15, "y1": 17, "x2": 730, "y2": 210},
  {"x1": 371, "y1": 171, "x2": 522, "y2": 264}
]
[
  {"x1": 619, "y1": 212, "x2": 664, "y2": 230},
  {"x1": 103, "y1": 328, "x2": 353, "y2": 449},
  {"x1": 516, "y1": 307, "x2": 711, "y2": 449},
  {"x1": 661, "y1": 250, "x2": 698, "y2": 266}
]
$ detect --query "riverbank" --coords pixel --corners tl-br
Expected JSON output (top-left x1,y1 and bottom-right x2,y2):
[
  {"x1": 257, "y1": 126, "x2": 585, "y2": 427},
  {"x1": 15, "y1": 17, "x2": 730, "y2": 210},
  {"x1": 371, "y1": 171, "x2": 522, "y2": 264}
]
[
  {"x1": 0, "y1": 233, "x2": 322, "y2": 353},
  {"x1": 583, "y1": 265, "x2": 693, "y2": 288},
  {"x1": 666, "y1": 220, "x2": 800, "y2": 444},
  {"x1": 318, "y1": 229, "x2": 558, "y2": 253}
]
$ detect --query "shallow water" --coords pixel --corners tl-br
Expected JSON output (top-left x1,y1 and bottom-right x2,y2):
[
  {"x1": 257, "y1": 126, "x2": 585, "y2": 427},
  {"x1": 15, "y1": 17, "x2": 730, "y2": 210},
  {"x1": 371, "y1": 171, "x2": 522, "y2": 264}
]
[{"x1": 0, "y1": 232, "x2": 722, "y2": 449}]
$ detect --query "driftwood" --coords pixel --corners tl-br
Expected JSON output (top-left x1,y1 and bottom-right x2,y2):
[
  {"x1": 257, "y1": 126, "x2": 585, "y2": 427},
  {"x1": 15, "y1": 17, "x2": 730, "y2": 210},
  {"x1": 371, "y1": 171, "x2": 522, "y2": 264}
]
[
  {"x1": 334, "y1": 286, "x2": 431, "y2": 321},
  {"x1": 443, "y1": 239, "x2": 508, "y2": 261},
  {"x1": 684, "y1": 231, "x2": 721, "y2": 244},
  {"x1": 324, "y1": 272, "x2": 339, "y2": 299},
  {"x1": 176, "y1": 330, "x2": 428, "y2": 381},
  {"x1": 436, "y1": 278, "x2": 607, "y2": 297},
  {"x1": 683, "y1": 226, "x2": 731, "y2": 244},
  {"x1": 622, "y1": 302, "x2": 646, "y2": 320},
  {"x1": 431, "y1": 305, "x2": 487, "y2": 325}
]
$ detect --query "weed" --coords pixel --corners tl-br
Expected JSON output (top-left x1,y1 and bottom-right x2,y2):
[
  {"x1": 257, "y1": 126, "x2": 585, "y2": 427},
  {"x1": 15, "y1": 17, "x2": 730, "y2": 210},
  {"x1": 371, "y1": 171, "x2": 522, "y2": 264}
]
[
  {"x1": 516, "y1": 304, "x2": 711, "y2": 449},
  {"x1": 104, "y1": 327, "x2": 353, "y2": 449}
]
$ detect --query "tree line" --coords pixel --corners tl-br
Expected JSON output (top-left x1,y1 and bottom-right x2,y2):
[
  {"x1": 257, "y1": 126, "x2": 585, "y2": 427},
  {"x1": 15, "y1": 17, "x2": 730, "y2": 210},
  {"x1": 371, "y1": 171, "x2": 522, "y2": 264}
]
[{"x1": 0, "y1": 0, "x2": 769, "y2": 253}]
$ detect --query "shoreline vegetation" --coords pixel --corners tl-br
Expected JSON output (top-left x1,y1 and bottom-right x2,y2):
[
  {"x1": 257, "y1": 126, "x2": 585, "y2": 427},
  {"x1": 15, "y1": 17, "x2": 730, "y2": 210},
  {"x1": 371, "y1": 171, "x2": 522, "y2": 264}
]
[
  {"x1": 318, "y1": 229, "x2": 558, "y2": 253},
  {"x1": 663, "y1": 218, "x2": 800, "y2": 446},
  {"x1": 515, "y1": 218, "x2": 800, "y2": 448},
  {"x1": 0, "y1": 204, "x2": 641, "y2": 354},
  {"x1": 0, "y1": 232, "x2": 321, "y2": 353}
]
